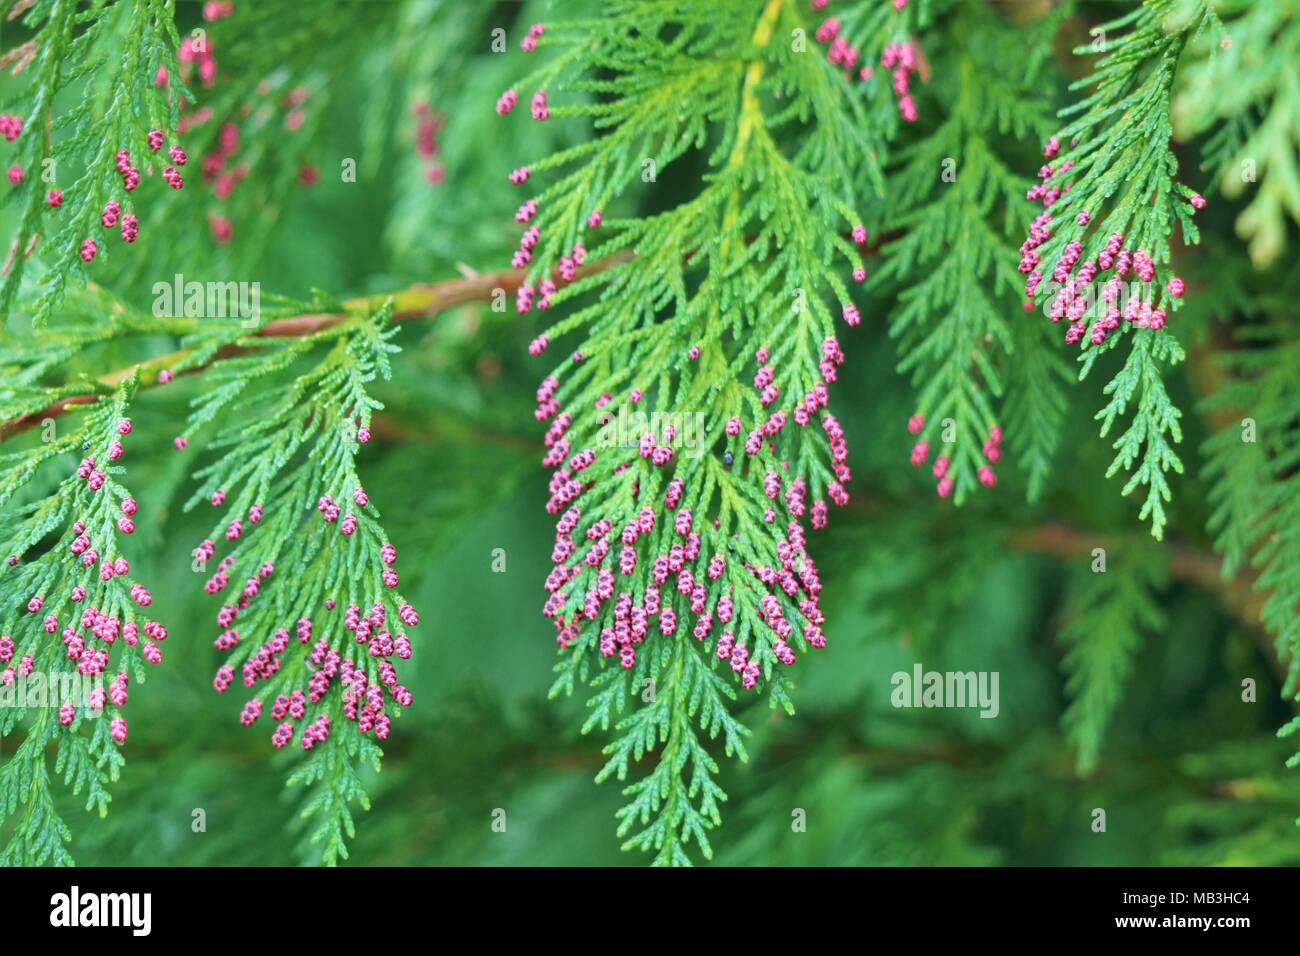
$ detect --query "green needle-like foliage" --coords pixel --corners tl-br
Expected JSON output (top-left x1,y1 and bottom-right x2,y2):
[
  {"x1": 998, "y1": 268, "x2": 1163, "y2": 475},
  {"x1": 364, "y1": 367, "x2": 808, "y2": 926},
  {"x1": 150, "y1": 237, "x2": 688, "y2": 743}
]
[
  {"x1": 1020, "y1": 0, "x2": 1220, "y2": 540},
  {"x1": 873, "y1": 2, "x2": 1067, "y2": 502},
  {"x1": 0, "y1": 379, "x2": 162, "y2": 865},
  {"x1": 0, "y1": 0, "x2": 187, "y2": 324},
  {"x1": 1173, "y1": 0, "x2": 1300, "y2": 268},
  {"x1": 178, "y1": 303, "x2": 424, "y2": 866},
  {"x1": 510, "y1": 0, "x2": 897, "y2": 863},
  {"x1": 1060, "y1": 548, "x2": 1168, "y2": 773}
]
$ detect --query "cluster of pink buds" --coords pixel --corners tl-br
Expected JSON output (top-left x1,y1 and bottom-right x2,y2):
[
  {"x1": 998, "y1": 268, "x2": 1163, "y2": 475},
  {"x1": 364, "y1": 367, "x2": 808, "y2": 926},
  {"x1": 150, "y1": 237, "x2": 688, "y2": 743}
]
[
  {"x1": 811, "y1": 18, "x2": 874, "y2": 84},
  {"x1": 115, "y1": 148, "x2": 141, "y2": 191},
  {"x1": 171, "y1": 43, "x2": 318, "y2": 239},
  {"x1": 811, "y1": 13, "x2": 920, "y2": 109},
  {"x1": 83, "y1": 131, "x2": 187, "y2": 258},
  {"x1": 521, "y1": 22, "x2": 545, "y2": 51},
  {"x1": 515, "y1": 223, "x2": 539, "y2": 277},
  {"x1": 177, "y1": 33, "x2": 217, "y2": 87},
  {"x1": 754, "y1": 356, "x2": 780, "y2": 406},
  {"x1": 815, "y1": 17, "x2": 863, "y2": 76},
  {"x1": 978, "y1": 425, "x2": 1000, "y2": 488},
  {"x1": 118, "y1": 210, "x2": 141, "y2": 245},
  {"x1": 1021, "y1": 137, "x2": 1200, "y2": 345},
  {"x1": 530, "y1": 90, "x2": 549, "y2": 120},
  {"x1": 819, "y1": 336, "x2": 845, "y2": 384},
  {"x1": 200, "y1": 477, "x2": 420, "y2": 747},
  {"x1": 850, "y1": 224, "x2": 869, "y2": 282},
  {"x1": 534, "y1": 363, "x2": 849, "y2": 681},
  {"x1": 514, "y1": 239, "x2": 537, "y2": 275},
  {"x1": 13, "y1": 449, "x2": 167, "y2": 735},
  {"x1": 502, "y1": 164, "x2": 589, "y2": 321},
  {"x1": 207, "y1": 213, "x2": 232, "y2": 244},
  {"x1": 0, "y1": 651, "x2": 36, "y2": 688},
  {"x1": 203, "y1": 1, "x2": 234, "y2": 21},
  {"x1": 880, "y1": 42, "x2": 918, "y2": 122},
  {"x1": 497, "y1": 89, "x2": 518, "y2": 114},
  {"x1": 543, "y1": 464, "x2": 829, "y2": 680},
  {"x1": 907, "y1": 415, "x2": 1001, "y2": 495},
  {"x1": 535, "y1": 375, "x2": 561, "y2": 422},
  {"x1": 108, "y1": 670, "x2": 128, "y2": 706},
  {"x1": 0, "y1": 116, "x2": 22, "y2": 190},
  {"x1": 1024, "y1": 153, "x2": 1074, "y2": 212},
  {"x1": 412, "y1": 101, "x2": 445, "y2": 183},
  {"x1": 822, "y1": 415, "x2": 851, "y2": 494},
  {"x1": 318, "y1": 494, "x2": 341, "y2": 522},
  {"x1": 558, "y1": 250, "x2": 576, "y2": 281},
  {"x1": 300, "y1": 714, "x2": 331, "y2": 749},
  {"x1": 214, "y1": 664, "x2": 234, "y2": 691},
  {"x1": 197, "y1": 122, "x2": 247, "y2": 202}
]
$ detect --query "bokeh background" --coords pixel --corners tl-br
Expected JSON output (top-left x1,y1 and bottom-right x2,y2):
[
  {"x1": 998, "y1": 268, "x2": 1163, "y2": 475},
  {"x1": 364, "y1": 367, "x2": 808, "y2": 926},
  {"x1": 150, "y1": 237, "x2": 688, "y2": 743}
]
[{"x1": 3, "y1": 0, "x2": 1299, "y2": 865}]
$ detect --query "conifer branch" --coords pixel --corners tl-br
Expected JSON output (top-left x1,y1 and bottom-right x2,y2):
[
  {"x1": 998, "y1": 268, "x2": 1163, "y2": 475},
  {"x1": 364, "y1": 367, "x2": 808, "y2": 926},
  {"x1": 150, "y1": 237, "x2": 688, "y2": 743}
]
[
  {"x1": 1172, "y1": 0, "x2": 1300, "y2": 268},
  {"x1": 0, "y1": 377, "x2": 166, "y2": 864},
  {"x1": 498, "y1": 0, "x2": 897, "y2": 864},
  {"x1": 875, "y1": 0, "x2": 1065, "y2": 502},
  {"x1": 1017, "y1": 0, "x2": 1217, "y2": 539},
  {"x1": 0, "y1": 254, "x2": 629, "y2": 443},
  {"x1": 0, "y1": 0, "x2": 189, "y2": 324}
]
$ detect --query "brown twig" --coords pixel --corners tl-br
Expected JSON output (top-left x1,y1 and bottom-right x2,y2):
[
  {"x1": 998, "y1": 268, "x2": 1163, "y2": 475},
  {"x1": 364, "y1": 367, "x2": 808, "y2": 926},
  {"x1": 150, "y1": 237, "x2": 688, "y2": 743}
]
[
  {"x1": 1008, "y1": 520, "x2": 1289, "y2": 693},
  {"x1": 1008, "y1": 520, "x2": 1266, "y2": 628},
  {"x1": 0, "y1": 253, "x2": 630, "y2": 443}
]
